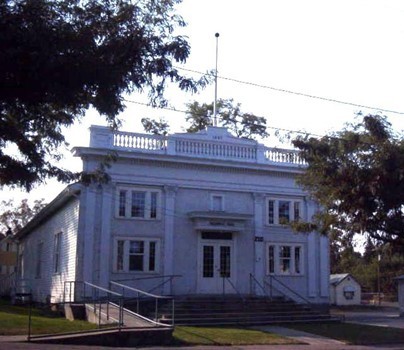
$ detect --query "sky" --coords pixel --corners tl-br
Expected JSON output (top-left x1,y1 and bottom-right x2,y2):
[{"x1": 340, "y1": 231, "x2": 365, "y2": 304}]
[{"x1": 2, "y1": 0, "x2": 404, "y2": 205}]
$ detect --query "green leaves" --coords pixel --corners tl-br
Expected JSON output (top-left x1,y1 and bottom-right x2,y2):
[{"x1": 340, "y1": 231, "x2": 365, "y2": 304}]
[
  {"x1": 0, "y1": 0, "x2": 201, "y2": 190},
  {"x1": 293, "y1": 114, "x2": 404, "y2": 248},
  {"x1": 185, "y1": 98, "x2": 269, "y2": 139}
]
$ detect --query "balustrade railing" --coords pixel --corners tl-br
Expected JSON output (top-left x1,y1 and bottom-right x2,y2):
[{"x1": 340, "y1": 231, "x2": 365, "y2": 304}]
[
  {"x1": 175, "y1": 139, "x2": 257, "y2": 161},
  {"x1": 113, "y1": 131, "x2": 167, "y2": 151},
  {"x1": 89, "y1": 126, "x2": 304, "y2": 166}
]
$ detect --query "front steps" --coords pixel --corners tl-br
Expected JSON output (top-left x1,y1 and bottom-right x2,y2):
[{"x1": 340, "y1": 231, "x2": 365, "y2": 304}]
[{"x1": 154, "y1": 296, "x2": 341, "y2": 326}]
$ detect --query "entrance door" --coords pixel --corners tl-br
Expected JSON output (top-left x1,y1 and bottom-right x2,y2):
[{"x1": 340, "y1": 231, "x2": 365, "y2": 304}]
[{"x1": 198, "y1": 234, "x2": 235, "y2": 294}]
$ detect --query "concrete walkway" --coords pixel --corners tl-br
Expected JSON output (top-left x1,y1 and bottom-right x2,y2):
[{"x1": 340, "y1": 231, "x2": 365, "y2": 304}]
[
  {"x1": 252, "y1": 325, "x2": 346, "y2": 347},
  {"x1": 336, "y1": 308, "x2": 404, "y2": 329}
]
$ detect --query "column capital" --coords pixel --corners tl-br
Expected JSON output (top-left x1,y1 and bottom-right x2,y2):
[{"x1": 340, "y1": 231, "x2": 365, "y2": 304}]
[
  {"x1": 164, "y1": 185, "x2": 178, "y2": 197},
  {"x1": 252, "y1": 192, "x2": 265, "y2": 201}
]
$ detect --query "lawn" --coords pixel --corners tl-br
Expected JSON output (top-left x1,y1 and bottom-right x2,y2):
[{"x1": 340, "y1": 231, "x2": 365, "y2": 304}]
[
  {"x1": 172, "y1": 326, "x2": 302, "y2": 346},
  {"x1": 286, "y1": 323, "x2": 404, "y2": 345},
  {"x1": 0, "y1": 299, "x2": 300, "y2": 345},
  {"x1": 0, "y1": 299, "x2": 98, "y2": 336}
]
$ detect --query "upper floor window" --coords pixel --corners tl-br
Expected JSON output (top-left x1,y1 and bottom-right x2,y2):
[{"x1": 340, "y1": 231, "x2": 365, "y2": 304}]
[
  {"x1": 266, "y1": 198, "x2": 302, "y2": 225},
  {"x1": 116, "y1": 186, "x2": 161, "y2": 220},
  {"x1": 211, "y1": 194, "x2": 224, "y2": 211}
]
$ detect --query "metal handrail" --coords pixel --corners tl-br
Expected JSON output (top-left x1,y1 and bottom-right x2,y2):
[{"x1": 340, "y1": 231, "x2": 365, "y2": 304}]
[
  {"x1": 113, "y1": 274, "x2": 182, "y2": 295},
  {"x1": 110, "y1": 281, "x2": 175, "y2": 327},
  {"x1": 110, "y1": 281, "x2": 171, "y2": 300},
  {"x1": 249, "y1": 273, "x2": 271, "y2": 298},
  {"x1": 63, "y1": 281, "x2": 124, "y2": 329},
  {"x1": 265, "y1": 275, "x2": 311, "y2": 305},
  {"x1": 222, "y1": 276, "x2": 245, "y2": 302}
]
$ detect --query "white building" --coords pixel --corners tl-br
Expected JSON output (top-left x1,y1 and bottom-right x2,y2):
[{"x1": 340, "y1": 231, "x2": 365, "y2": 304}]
[
  {"x1": 15, "y1": 126, "x2": 330, "y2": 306},
  {"x1": 330, "y1": 273, "x2": 361, "y2": 306}
]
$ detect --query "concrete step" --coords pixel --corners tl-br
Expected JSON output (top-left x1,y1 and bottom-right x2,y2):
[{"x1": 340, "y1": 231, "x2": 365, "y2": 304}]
[{"x1": 154, "y1": 296, "x2": 338, "y2": 326}]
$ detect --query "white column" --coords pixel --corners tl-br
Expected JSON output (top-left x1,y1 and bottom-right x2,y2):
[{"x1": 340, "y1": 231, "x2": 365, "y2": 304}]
[
  {"x1": 163, "y1": 185, "x2": 177, "y2": 294},
  {"x1": 253, "y1": 193, "x2": 265, "y2": 295},
  {"x1": 99, "y1": 185, "x2": 113, "y2": 289}
]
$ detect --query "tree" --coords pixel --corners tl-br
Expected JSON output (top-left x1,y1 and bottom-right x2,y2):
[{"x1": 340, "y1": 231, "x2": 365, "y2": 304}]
[
  {"x1": 0, "y1": 198, "x2": 46, "y2": 235},
  {"x1": 141, "y1": 117, "x2": 170, "y2": 136},
  {"x1": 293, "y1": 114, "x2": 404, "y2": 248},
  {"x1": 0, "y1": 0, "x2": 209, "y2": 191},
  {"x1": 185, "y1": 99, "x2": 269, "y2": 139}
]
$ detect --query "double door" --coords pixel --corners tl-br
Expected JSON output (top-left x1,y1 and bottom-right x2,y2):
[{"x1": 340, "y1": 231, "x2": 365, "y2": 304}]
[{"x1": 198, "y1": 237, "x2": 235, "y2": 294}]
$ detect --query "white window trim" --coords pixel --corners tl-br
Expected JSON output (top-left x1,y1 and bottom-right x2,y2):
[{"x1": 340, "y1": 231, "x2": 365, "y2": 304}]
[
  {"x1": 35, "y1": 241, "x2": 43, "y2": 279},
  {"x1": 53, "y1": 232, "x2": 62, "y2": 275},
  {"x1": 113, "y1": 237, "x2": 160, "y2": 274},
  {"x1": 265, "y1": 198, "x2": 303, "y2": 225},
  {"x1": 116, "y1": 186, "x2": 161, "y2": 220},
  {"x1": 266, "y1": 243, "x2": 304, "y2": 276},
  {"x1": 210, "y1": 193, "x2": 225, "y2": 211}
]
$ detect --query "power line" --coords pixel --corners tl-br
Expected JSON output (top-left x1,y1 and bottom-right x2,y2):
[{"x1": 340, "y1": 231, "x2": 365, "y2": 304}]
[
  {"x1": 174, "y1": 66, "x2": 404, "y2": 116},
  {"x1": 123, "y1": 98, "x2": 324, "y2": 138}
]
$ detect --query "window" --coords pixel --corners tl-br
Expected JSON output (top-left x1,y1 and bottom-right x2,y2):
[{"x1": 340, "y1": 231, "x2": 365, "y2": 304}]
[
  {"x1": 53, "y1": 232, "x2": 62, "y2": 274},
  {"x1": 116, "y1": 187, "x2": 161, "y2": 220},
  {"x1": 211, "y1": 194, "x2": 224, "y2": 211},
  {"x1": 115, "y1": 238, "x2": 159, "y2": 273},
  {"x1": 266, "y1": 198, "x2": 303, "y2": 225},
  {"x1": 36, "y1": 242, "x2": 43, "y2": 278},
  {"x1": 266, "y1": 244, "x2": 303, "y2": 275}
]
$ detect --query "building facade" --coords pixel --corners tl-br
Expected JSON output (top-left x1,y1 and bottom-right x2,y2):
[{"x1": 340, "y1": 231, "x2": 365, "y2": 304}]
[{"x1": 16, "y1": 126, "x2": 330, "y2": 305}]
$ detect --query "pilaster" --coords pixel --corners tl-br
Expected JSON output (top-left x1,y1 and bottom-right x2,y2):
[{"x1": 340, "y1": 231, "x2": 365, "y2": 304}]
[
  {"x1": 253, "y1": 192, "x2": 265, "y2": 295},
  {"x1": 99, "y1": 185, "x2": 113, "y2": 289},
  {"x1": 163, "y1": 185, "x2": 178, "y2": 294}
]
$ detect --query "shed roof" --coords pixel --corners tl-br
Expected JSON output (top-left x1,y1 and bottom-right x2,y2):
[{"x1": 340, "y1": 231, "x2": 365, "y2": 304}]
[{"x1": 330, "y1": 273, "x2": 356, "y2": 286}]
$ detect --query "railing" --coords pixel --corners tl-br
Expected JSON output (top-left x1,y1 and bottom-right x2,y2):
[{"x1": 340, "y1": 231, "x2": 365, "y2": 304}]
[
  {"x1": 63, "y1": 281, "x2": 124, "y2": 329},
  {"x1": 249, "y1": 273, "x2": 270, "y2": 299},
  {"x1": 175, "y1": 139, "x2": 257, "y2": 161},
  {"x1": 110, "y1": 281, "x2": 174, "y2": 327},
  {"x1": 265, "y1": 148, "x2": 305, "y2": 165},
  {"x1": 222, "y1": 276, "x2": 245, "y2": 302},
  {"x1": 265, "y1": 275, "x2": 311, "y2": 305},
  {"x1": 112, "y1": 274, "x2": 181, "y2": 295},
  {"x1": 89, "y1": 126, "x2": 304, "y2": 166},
  {"x1": 113, "y1": 131, "x2": 167, "y2": 151}
]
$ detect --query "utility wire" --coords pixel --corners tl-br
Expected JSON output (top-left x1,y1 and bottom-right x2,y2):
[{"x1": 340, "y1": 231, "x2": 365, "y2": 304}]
[
  {"x1": 123, "y1": 98, "x2": 327, "y2": 139},
  {"x1": 174, "y1": 66, "x2": 404, "y2": 116}
]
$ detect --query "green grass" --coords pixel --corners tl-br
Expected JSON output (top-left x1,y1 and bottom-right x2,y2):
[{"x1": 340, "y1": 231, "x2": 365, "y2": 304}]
[
  {"x1": 286, "y1": 323, "x2": 404, "y2": 345},
  {"x1": 0, "y1": 299, "x2": 98, "y2": 336},
  {"x1": 172, "y1": 326, "x2": 302, "y2": 346}
]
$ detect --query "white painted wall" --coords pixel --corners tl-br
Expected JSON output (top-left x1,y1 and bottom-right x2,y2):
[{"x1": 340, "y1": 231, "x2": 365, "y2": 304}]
[{"x1": 19, "y1": 199, "x2": 79, "y2": 303}]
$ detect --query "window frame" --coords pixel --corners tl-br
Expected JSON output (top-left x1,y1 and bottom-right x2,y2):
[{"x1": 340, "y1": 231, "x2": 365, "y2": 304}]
[
  {"x1": 266, "y1": 243, "x2": 304, "y2": 276},
  {"x1": 35, "y1": 241, "x2": 44, "y2": 279},
  {"x1": 116, "y1": 186, "x2": 161, "y2": 220},
  {"x1": 53, "y1": 232, "x2": 62, "y2": 274},
  {"x1": 266, "y1": 198, "x2": 303, "y2": 225},
  {"x1": 114, "y1": 237, "x2": 160, "y2": 273},
  {"x1": 210, "y1": 194, "x2": 225, "y2": 211}
]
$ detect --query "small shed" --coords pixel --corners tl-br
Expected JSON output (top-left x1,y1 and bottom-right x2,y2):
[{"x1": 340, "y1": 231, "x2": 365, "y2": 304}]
[
  {"x1": 394, "y1": 275, "x2": 404, "y2": 317},
  {"x1": 330, "y1": 273, "x2": 361, "y2": 306}
]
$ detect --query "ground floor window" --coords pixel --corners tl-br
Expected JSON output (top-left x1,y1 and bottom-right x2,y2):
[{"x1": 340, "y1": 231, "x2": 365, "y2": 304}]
[
  {"x1": 114, "y1": 238, "x2": 159, "y2": 273},
  {"x1": 266, "y1": 244, "x2": 303, "y2": 275}
]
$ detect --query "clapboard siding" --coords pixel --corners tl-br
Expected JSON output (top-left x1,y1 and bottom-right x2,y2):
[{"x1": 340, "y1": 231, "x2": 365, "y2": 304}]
[{"x1": 20, "y1": 198, "x2": 80, "y2": 303}]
